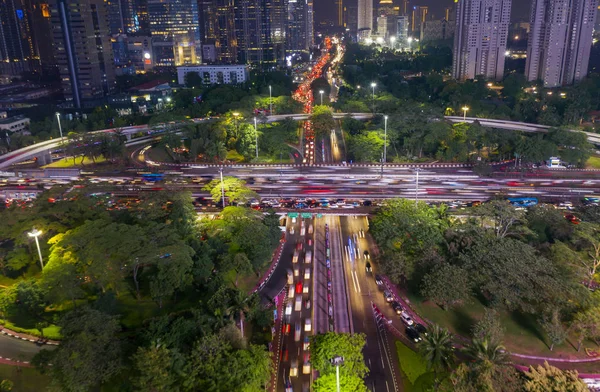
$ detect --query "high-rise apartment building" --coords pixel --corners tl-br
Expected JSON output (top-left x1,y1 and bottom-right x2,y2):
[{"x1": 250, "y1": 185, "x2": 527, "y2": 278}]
[
  {"x1": 452, "y1": 0, "x2": 511, "y2": 81},
  {"x1": 336, "y1": 0, "x2": 343, "y2": 26},
  {"x1": 344, "y1": 0, "x2": 359, "y2": 36},
  {"x1": 233, "y1": 0, "x2": 276, "y2": 64},
  {"x1": 411, "y1": 6, "x2": 427, "y2": 34},
  {"x1": 357, "y1": 0, "x2": 373, "y2": 39},
  {"x1": 306, "y1": 0, "x2": 314, "y2": 47},
  {"x1": 147, "y1": 0, "x2": 201, "y2": 67},
  {"x1": 0, "y1": 0, "x2": 40, "y2": 76},
  {"x1": 287, "y1": 0, "x2": 309, "y2": 52},
  {"x1": 525, "y1": 0, "x2": 597, "y2": 87},
  {"x1": 49, "y1": 0, "x2": 116, "y2": 107}
]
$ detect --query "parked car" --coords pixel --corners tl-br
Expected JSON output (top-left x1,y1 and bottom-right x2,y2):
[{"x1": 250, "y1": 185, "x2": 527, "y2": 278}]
[
  {"x1": 414, "y1": 323, "x2": 428, "y2": 336},
  {"x1": 391, "y1": 301, "x2": 404, "y2": 314}
]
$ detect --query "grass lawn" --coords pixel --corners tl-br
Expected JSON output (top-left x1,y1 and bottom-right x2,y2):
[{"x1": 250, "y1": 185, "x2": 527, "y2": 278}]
[
  {"x1": 585, "y1": 156, "x2": 600, "y2": 169},
  {"x1": 146, "y1": 146, "x2": 174, "y2": 163},
  {"x1": 405, "y1": 291, "x2": 593, "y2": 360},
  {"x1": 0, "y1": 363, "x2": 50, "y2": 391},
  {"x1": 226, "y1": 150, "x2": 245, "y2": 163},
  {"x1": 395, "y1": 341, "x2": 436, "y2": 391},
  {"x1": 43, "y1": 155, "x2": 106, "y2": 168}
]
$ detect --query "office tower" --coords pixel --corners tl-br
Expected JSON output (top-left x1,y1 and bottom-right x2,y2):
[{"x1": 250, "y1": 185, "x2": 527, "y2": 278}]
[
  {"x1": 0, "y1": 0, "x2": 40, "y2": 76},
  {"x1": 344, "y1": 0, "x2": 359, "y2": 36},
  {"x1": 357, "y1": 0, "x2": 373, "y2": 39},
  {"x1": 271, "y1": 0, "x2": 288, "y2": 64},
  {"x1": 336, "y1": 0, "x2": 343, "y2": 26},
  {"x1": 307, "y1": 0, "x2": 314, "y2": 47},
  {"x1": 147, "y1": 0, "x2": 201, "y2": 67},
  {"x1": 525, "y1": 0, "x2": 598, "y2": 87},
  {"x1": 233, "y1": 0, "x2": 277, "y2": 65},
  {"x1": 30, "y1": 0, "x2": 56, "y2": 70},
  {"x1": 411, "y1": 6, "x2": 427, "y2": 34},
  {"x1": 288, "y1": 0, "x2": 309, "y2": 52},
  {"x1": 397, "y1": 15, "x2": 409, "y2": 47},
  {"x1": 452, "y1": 0, "x2": 511, "y2": 81},
  {"x1": 422, "y1": 19, "x2": 455, "y2": 42},
  {"x1": 49, "y1": 0, "x2": 116, "y2": 107},
  {"x1": 444, "y1": 6, "x2": 454, "y2": 21},
  {"x1": 401, "y1": 0, "x2": 408, "y2": 16},
  {"x1": 199, "y1": 0, "x2": 237, "y2": 64}
]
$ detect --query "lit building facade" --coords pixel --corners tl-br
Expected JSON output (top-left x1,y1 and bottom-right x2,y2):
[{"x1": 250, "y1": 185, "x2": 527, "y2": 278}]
[
  {"x1": 49, "y1": 0, "x2": 116, "y2": 107},
  {"x1": 0, "y1": 0, "x2": 40, "y2": 76},
  {"x1": 177, "y1": 65, "x2": 249, "y2": 85},
  {"x1": 452, "y1": 0, "x2": 511, "y2": 81},
  {"x1": 525, "y1": 0, "x2": 598, "y2": 87},
  {"x1": 357, "y1": 0, "x2": 373, "y2": 39},
  {"x1": 147, "y1": 0, "x2": 200, "y2": 67},
  {"x1": 287, "y1": 0, "x2": 309, "y2": 52}
]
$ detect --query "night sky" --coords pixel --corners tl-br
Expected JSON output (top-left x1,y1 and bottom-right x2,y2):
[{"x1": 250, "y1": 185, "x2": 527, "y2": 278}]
[{"x1": 314, "y1": 0, "x2": 531, "y2": 25}]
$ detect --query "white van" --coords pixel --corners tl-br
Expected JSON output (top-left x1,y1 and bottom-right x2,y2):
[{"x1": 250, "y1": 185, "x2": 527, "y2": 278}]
[
  {"x1": 295, "y1": 295, "x2": 302, "y2": 311},
  {"x1": 305, "y1": 250, "x2": 312, "y2": 264},
  {"x1": 288, "y1": 285, "x2": 295, "y2": 299}
]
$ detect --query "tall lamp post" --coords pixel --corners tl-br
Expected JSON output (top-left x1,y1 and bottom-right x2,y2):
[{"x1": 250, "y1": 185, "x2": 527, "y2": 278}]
[
  {"x1": 269, "y1": 85, "x2": 273, "y2": 114},
  {"x1": 28, "y1": 229, "x2": 44, "y2": 269},
  {"x1": 370, "y1": 82, "x2": 377, "y2": 113},
  {"x1": 254, "y1": 117, "x2": 258, "y2": 159},
  {"x1": 462, "y1": 106, "x2": 469, "y2": 121},
  {"x1": 390, "y1": 36, "x2": 396, "y2": 50},
  {"x1": 330, "y1": 356, "x2": 344, "y2": 392},
  {"x1": 384, "y1": 115, "x2": 388, "y2": 163},
  {"x1": 232, "y1": 112, "x2": 240, "y2": 136},
  {"x1": 319, "y1": 90, "x2": 324, "y2": 105},
  {"x1": 56, "y1": 112, "x2": 63, "y2": 139},
  {"x1": 219, "y1": 168, "x2": 226, "y2": 208}
]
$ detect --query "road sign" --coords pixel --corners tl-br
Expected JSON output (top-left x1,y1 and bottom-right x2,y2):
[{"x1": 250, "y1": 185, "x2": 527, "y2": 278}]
[
  {"x1": 287, "y1": 212, "x2": 299, "y2": 218},
  {"x1": 301, "y1": 212, "x2": 312, "y2": 219},
  {"x1": 317, "y1": 213, "x2": 323, "y2": 218}
]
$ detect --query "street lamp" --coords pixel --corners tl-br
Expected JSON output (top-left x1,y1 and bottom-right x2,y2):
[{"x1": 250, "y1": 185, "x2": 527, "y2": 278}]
[
  {"x1": 319, "y1": 90, "x2": 324, "y2": 105},
  {"x1": 232, "y1": 112, "x2": 240, "y2": 136},
  {"x1": 28, "y1": 229, "x2": 44, "y2": 269},
  {"x1": 390, "y1": 36, "x2": 396, "y2": 50},
  {"x1": 330, "y1": 356, "x2": 344, "y2": 392},
  {"x1": 269, "y1": 85, "x2": 273, "y2": 115},
  {"x1": 371, "y1": 82, "x2": 377, "y2": 113},
  {"x1": 254, "y1": 117, "x2": 258, "y2": 159},
  {"x1": 384, "y1": 115, "x2": 388, "y2": 163},
  {"x1": 55, "y1": 112, "x2": 63, "y2": 139},
  {"x1": 219, "y1": 167, "x2": 226, "y2": 208},
  {"x1": 462, "y1": 106, "x2": 469, "y2": 121}
]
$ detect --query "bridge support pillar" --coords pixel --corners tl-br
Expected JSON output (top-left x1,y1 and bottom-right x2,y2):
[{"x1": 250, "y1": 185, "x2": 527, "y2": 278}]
[
  {"x1": 126, "y1": 133, "x2": 132, "y2": 141},
  {"x1": 36, "y1": 152, "x2": 52, "y2": 166}
]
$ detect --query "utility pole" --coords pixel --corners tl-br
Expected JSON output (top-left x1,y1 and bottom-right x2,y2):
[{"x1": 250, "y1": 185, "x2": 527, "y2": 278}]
[{"x1": 384, "y1": 115, "x2": 388, "y2": 163}]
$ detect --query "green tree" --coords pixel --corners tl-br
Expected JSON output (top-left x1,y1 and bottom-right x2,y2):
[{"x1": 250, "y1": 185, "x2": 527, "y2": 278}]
[
  {"x1": 312, "y1": 372, "x2": 369, "y2": 392},
  {"x1": 42, "y1": 262, "x2": 84, "y2": 307},
  {"x1": 0, "y1": 380, "x2": 13, "y2": 392},
  {"x1": 476, "y1": 200, "x2": 526, "y2": 239},
  {"x1": 523, "y1": 361, "x2": 588, "y2": 392},
  {"x1": 34, "y1": 307, "x2": 122, "y2": 392},
  {"x1": 541, "y1": 309, "x2": 566, "y2": 351},
  {"x1": 419, "y1": 324, "x2": 455, "y2": 375},
  {"x1": 471, "y1": 309, "x2": 505, "y2": 344},
  {"x1": 132, "y1": 340, "x2": 181, "y2": 392},
  {"x1": 149, "y1": 245, "x2": 194, "y2": 308},
  {"x1": 347, "y1": 130, "x2": 385, "y2": 162},
  {"x1": 311, "y1": 332, "x2": 369, "y2": 381},
  {"x1": 571, "y1": 305, "x2": 600, "y2": 350},
  {"x1": 574, "y1": 222, "x2": 600, "y2": 288},
  {"x1": 203, "y1": 176, "x2": 258, "y2": 204},
  {"x1": 462, "y1": 338, "x2": 510, "y2": 380},
  {"x1": 311, "y1": 105, "x2": 336, "y2": 139},
  {"x1": 420, "y1": 263, "x2": 471, "y2": 310}
]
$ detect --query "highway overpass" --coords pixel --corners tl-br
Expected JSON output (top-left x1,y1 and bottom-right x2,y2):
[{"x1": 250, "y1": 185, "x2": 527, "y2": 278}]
[{"x1": 1, "y1": 114, "x2": 596, "y2": 169}]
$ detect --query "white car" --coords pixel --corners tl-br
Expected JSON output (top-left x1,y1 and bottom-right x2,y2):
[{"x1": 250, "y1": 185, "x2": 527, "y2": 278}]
[
  {"x1": 304, "y1": 319, "x2": 312, "y2": 332},
  {"x1": 400, "y1": 311, "x2": 414, "y2": 326},
  {"x1": 285, "y1": 303, "x2": 292, "y2": 316},
  {"x1": 290, "y1": 360, "x2": 298, "y2": 377}
]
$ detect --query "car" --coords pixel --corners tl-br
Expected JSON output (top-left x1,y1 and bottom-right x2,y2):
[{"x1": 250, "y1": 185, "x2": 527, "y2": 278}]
[
  {"x1": 281, "y1": 345, "x2": 289, "y2": 361},
  {"x1": 365, "y1": 262, "x2": 372, "y2": 273},
  {"x1": 285, "y1": 303, "x2": 292, "y2": 316},
  {"x1": 400, "y1": 311, "x2": 414, "y2": 326},
  {"x1": 295, "y1": 296, "x2": 302, "y2": 311},
  {"x1": 305, "y1": 299, "x2": 311, "y2": 309},
  {"x1": 295, "y1": 324, "x2": 301, "y2": 341},
  {"x1": 290, "y1": 226, "x2": 295, "y2": 235},
  {"x1": 414, "y1": 323, "x2": 428, "y2": 336},
  {"x1": 283, "y1": 323, "x2": 291, "y2": 335},
  {"x1": 304, "y1": 268, "x2": 311, "y2": 280},
  {"x1": 294, "y1": 264, "x2": 300, "y2": 277},
  {"x1": 305, "y1": 319, "x2": 312, "y2": 332},
  {"x1": 285, "y1": 380, "x2": 293, "y2": 392},
  {"x1": 290, "y1": 360, "x2": 298, "y2": 377},
  {"x1": 296, "y1": 282, "x2": 303, "y2": 294},
  {"x1": 384, "y1": 290, "x2": 394, "y2": 302},
  {"x1": 287, "y1": 269, "x2": 294, "y2": 285},
  {"x1": 303, "y1": 336, "x2": 310, "y2": 350},
  {"x1": 364, "y1": 250, "x2": 370, "y2": 260},
  {"x1": 405, "y1": 326, "x2": 422, "y2": 343},
  {"x1": 307, "y1": 238, "x2": 313, "y2": 246},
  {"x1": 375, "y1": 275, "x2": 383, "y2": 286},
  {"x1": 296, "y1": 242, "x2": 303, "y2": 251},
  {"x1": 391, "y1": 301, "x2": 404, "y2": 314},
  {"x1": 288, "y1": 285, "x2": 295, "y2": 299},
  {"x1": 565, "y1": 214, "x2": 581, "y2": 224}
]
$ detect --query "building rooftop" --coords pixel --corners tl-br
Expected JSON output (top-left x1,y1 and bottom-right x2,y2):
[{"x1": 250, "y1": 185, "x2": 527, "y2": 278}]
[
  {"x1": 0, "y1": 115, "x2": 28, "y2": 125},
  {"x1": 129, "y1": 80, "x2": 170, "y2": 91}
]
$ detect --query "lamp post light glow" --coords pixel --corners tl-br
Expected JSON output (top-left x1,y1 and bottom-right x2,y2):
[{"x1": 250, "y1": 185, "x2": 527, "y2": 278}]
[
  {"x1": 319, "y1": 90, "x2": 324, "y2": 105},
  {"x1": 330, "y1": 356, "x2": 344, "y2": 392},
  {"x1": 56, "y1": 112, "x2": 63, "y2": 138},
  {"x1": 219, "y1": 168, "x2": 226, "y2": 208},
  {"x1": 462, "y1": 106, "x2": 469, "y2": 121},
  {"x1": 371, "y1": 82, "x2": 377, "y2": 113},
  {"x1": 390, "y1": 36, "x2": 396, "y2": 49},
  {"x1": 28, "y1": 229, "x2": 44, "y2": 269}
]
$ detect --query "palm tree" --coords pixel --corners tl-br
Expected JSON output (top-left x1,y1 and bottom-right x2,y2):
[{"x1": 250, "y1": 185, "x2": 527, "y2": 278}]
[
  {"x1": 462, "y1": 338, "x2": 510, "y2": 377},
  {"x1": 420, "y1": 324, "x2": 456, "y2": 374}
]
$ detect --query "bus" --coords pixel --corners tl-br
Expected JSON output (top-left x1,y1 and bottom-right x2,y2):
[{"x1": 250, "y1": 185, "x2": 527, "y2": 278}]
[
  {"x1": 507, "y1": 197, "x2": 538, "y2": 207},
  {"x1": 140, "y1": 173, "x2": 164, "y2": 182}
]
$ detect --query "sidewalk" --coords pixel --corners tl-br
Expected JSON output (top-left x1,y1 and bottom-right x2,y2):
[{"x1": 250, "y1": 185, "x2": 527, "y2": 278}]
[
  {"x1": 251, "y1": 239, "x2": 285, "y2": 295},
  {"x1": 0, "y1": 325, "x2": 60, "y2": 346}
]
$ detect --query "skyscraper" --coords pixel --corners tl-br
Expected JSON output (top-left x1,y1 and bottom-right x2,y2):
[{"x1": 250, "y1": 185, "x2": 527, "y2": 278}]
[
  {"x1": 49, "y1": 0, "x2": 116, "y2": 107},
  {"x1": 287, "y1": 0, "x2": 309, "y2": 52},
  {"x1": 357, "y1": 0, "x2": 373, "y2": 39},
  {"x1": 0, "y1": 0, "x2": 40, "y2": 76},
  {"x1": 411, "y1": 6, "x2": 427, "y2": 34},
  {"x1": 147, "y1": 0, "x2": 201, "y2": 66},
  {"x1": 525, "y1": 0, "x2": 598, "y2": 87},
  {"x1": 452, "y1": 0, "x2": 511, "y2": 81},
  {"x1": 336, "y1": 0, "x2": 343, "y2": 26},
  {"x1": 233, "y1": 0, "x2": 277, "y2": 64}
]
